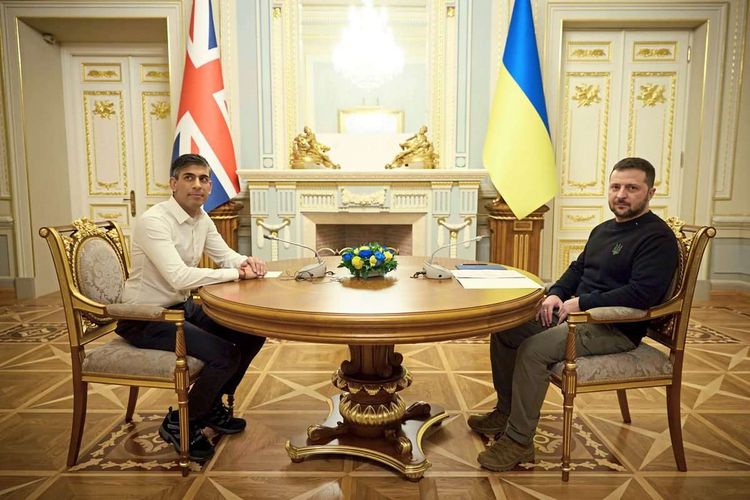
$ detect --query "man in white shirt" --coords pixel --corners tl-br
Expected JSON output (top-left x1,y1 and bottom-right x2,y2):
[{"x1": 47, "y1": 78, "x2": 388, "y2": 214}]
[{"x1": 116, "y1": 154, "x2": 267, "y2": 462}]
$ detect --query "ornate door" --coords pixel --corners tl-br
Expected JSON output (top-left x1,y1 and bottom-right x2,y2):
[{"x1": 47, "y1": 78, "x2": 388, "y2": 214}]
[
  {"x1": 63, "y1": 48, "x2": 172, "y2": 247},
  {"x1": 553, "y1": 29, "x2": 690, "y2": 278}
]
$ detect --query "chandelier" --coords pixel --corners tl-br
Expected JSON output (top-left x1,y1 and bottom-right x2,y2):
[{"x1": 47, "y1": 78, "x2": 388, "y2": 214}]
[{"x1": 332, "y1": 0, "x2": 405, "y2": 90}]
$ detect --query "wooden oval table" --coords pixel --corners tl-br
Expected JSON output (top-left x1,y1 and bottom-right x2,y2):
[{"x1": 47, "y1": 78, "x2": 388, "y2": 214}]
[{"x1": 199, "y1": 256, "x2": 543, "y2": 480}]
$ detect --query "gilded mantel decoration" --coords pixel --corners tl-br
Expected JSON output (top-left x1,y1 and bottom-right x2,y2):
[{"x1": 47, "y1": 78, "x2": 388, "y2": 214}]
[
  {"x1": 290, "y1": 127, "x2": 340, "y2": 170},
  {"x1": 385, "y1": 126, "x2": 439, "y2": 170}
]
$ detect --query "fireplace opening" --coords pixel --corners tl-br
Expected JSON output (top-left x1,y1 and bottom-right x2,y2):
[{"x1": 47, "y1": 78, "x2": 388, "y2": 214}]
[{"x1": 315, "y1": 224, "x2": 412, "y2": 256}]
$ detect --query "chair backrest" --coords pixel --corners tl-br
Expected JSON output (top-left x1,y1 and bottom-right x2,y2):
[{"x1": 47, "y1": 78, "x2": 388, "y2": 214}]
[
  {"x1": 39, "y1": 218, "x2": 130, "y2": 349},
  {"x1": 646, "y1": 218, "x2": 716, "y2": 352}
]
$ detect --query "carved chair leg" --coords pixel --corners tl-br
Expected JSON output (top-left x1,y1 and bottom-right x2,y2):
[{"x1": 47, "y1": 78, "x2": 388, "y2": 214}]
[
  {"x1": 666, "y1": 383, "x2": 687, "y2": 471},
  {"x1": 177, "y1": 398, "x2": 191, "y2": 476},
  {"x1": 561, "y1": 387, "x2": 575, "y2": 482},
  {"x1": 125, "y1": 386, "x2": 139, "y2": 423},
  {"x1": 616, "y1": 389, "x2": 631, "y2": 424},
  {"x1": 67, "y1": 380, "x2": 88, "y2": 467}
]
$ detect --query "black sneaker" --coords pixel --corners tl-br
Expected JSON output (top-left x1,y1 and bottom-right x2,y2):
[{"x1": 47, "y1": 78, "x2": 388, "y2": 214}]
[
  {"x1": 204, "y1": 400, "x2": 246, "y2": 434},
  {"x1": 158, "y1": 407, "x2": 215, "y2": 462}
]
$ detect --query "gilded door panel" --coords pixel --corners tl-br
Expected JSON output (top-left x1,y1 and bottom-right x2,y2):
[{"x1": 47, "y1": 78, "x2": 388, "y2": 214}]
[
  {"x1": 559, "y1": 206, "x2": 604, "y2": 231},
  {"x1": 131, "y1": 57, "x2": 171, "y2": 210},
  {"x1": 64, "y1": 51, "x2": 169, "y2": 247},
  {"x1": 89, "y1": 203, "x2": 130, "y2": 225},
  {"x1": 553, "y1": 30, "x2": 690, "y2": 280},
  {"x1": 82, "y1": 90, "x2": 128, "y2": 196},
  {"x1": 560, "y1": 71, "x2": 612, "y2": 196}
]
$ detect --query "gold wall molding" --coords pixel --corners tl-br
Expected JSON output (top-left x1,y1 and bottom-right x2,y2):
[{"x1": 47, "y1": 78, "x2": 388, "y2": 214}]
[
  {"x1": 572, "y1": 84, "x2": 600, "y2": 107},
  {"x1": 715, "y1": 0, "x2": 747, "y2": 199},
  {"x1": 561, "y1": 72, "x2": 610, "y2": 196},
  {"x1": 141, "y1": 91, "x2": 171, "y2": 196},
  {"x1": 557, "y1": 240, "x2": 587, "y2": 279},
  {"x1": 627, "y1": 72, "x2": 676, "y2": 194},
  {"x1": 83, "y1": 90, "x2": 127, "y2": 196},
  {"x1": 141, "y1": 63, "x2": 170, "y2": 82},
  {"x1": 0, "y1": 74, "x2": 11, "y2": 197},
  {"x1": 566, "y1": 41, "x2": 611, "y2": 62},
  {"x1": 633, "y1": 42, "x2": 677, "y2": 61},
  {"x1": 82, "y1": 63, "x2": 121, "y2": 82},
  {"x1": 560, "y1": 206, "x2": 603, "y2": 231},
  {"x1": 89, "y1": 204, "x2": 130, "y2": 224},
  {"x1": 637, "y1": 83, "x2": 666, "y2": 107},
  {"x1": 149, "y1": 101, "x2": 170, "y2": 120},
  {"x1": 92, "y1": 100, "x2": 115, "y2": 119},
  {"x1": 568, "y1": 214, "x2": 595, "y2": 222}
]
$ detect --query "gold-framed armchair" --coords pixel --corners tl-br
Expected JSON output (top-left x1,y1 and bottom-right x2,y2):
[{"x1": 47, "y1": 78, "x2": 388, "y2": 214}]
[
  {"x1": 549, "y1": 219, "x2": 716, "y2": 481},
  {"x1": 39, "y1": 218, "x2": 205, "y2": 476}
]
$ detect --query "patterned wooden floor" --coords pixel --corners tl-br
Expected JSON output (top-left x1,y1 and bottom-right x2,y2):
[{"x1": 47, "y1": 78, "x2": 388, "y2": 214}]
[{"x1": 0, "y1": 291, "x2": 748, "y2": 499}]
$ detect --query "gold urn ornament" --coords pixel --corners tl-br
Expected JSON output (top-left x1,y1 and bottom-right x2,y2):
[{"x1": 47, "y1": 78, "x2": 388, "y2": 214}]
[
  {"x1": 290, "y1": 126, "x2": 340, "y2": 169},
  {"x1": 385, "y1": 125, "x2": 438, "y2": 169}
]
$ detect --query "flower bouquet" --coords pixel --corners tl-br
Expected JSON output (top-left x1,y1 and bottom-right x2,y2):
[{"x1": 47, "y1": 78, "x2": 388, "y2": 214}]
[{"x1": 338, "y1": 242, "x2": 398, "y2": 279}]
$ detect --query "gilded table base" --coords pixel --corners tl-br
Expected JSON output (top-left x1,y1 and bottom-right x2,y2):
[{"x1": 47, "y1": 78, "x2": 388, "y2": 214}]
[{"x1": 285, "y1": 394, "x2": 448, "y2": 481}]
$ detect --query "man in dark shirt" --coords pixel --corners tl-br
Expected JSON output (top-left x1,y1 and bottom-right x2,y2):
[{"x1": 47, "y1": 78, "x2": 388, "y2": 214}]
[{"x1": 469, "y1": 157, "x2": 679, "y2": 471}]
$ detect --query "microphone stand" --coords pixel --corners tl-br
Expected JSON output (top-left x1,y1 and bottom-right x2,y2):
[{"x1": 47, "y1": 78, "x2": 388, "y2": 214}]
[
  {"x1": 422, "y1": 235, "x2": 485, "y2": 279},
  {"x1": 263, "y1": 234, "x2": 327, "y2": 278}
]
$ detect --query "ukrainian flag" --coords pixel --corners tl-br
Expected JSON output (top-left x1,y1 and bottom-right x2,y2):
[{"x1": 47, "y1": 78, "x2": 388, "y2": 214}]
[{"x1": 483, "y1": 0, "x2": 556, "y2": 220}]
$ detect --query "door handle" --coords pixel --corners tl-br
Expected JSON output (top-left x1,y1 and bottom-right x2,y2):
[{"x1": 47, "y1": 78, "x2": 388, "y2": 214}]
[{"x1": 123, "y1": 190, "x2": 136, "y2": 217}]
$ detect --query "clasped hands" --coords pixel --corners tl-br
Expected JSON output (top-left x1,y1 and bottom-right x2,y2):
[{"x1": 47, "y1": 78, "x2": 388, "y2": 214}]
[
  {"x1": 535, "y1": 295, "x2": 580, "y2": 327},
  {"x1": 238, "y1": 256, "x2": 267, "y2": 280}
]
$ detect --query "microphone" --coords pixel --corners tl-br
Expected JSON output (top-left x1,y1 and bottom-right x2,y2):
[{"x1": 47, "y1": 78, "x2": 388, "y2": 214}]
[
  {"x1": 263, "y1": 234, "x2": 327, "y2": 278},
  {"x1": 423, "y1": 235, "x2": 485, "y2": 279}
]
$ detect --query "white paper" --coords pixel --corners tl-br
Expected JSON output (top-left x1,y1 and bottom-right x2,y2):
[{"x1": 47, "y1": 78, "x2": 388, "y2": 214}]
[
  {"x1": 456, "y1": 277, "x2": 543, "y2": 289},
  {"x1": 451, "y1": 270, "x2": 527, "y2": 279},
  {"x1": 261, "y1": 271, "x2": 283, "y2": 278}
]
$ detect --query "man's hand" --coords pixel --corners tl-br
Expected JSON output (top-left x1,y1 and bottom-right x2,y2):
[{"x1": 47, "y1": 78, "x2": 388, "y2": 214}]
[
  {"x1": 556, "y1": 297, "x2": 581, "y2": 325},
  {"x1": 239, "y1": 256, "x2": 266, "y2": 279},
  {"x1": 536, "y1": 295, "x2": 563, "y2": 327}
]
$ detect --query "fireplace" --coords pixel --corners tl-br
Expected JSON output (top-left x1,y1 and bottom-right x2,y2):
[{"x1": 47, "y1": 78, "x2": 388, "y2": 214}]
[
  {"x1": 315, "y1": 224, "x2": 412, "y2": 256},
  {"x1": 239, "y1": 169, "x2": 486, "y2": 261}
]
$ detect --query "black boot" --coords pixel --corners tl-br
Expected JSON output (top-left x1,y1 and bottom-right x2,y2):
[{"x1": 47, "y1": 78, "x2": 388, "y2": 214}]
[
  {"x1": 204, "y1": 399, "x2": 246, "y2": 434},
  {"x1": 158, "y1": 407, "x2": 215, "y2": 462}
]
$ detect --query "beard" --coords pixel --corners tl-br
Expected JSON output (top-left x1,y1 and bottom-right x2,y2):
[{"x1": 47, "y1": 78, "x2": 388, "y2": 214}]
[{"x1": 609, "y1": 197, "x2": 649, "y2": 220}]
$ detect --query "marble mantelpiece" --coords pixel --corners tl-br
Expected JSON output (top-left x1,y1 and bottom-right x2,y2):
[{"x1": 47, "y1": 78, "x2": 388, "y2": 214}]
[{"x1": 237, "y1": 169, "x2": 487, "y2": 261}]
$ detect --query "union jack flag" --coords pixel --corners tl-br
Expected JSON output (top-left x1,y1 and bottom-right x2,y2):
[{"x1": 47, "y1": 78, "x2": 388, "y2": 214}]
[{"x1": 172, "y1": 0, "x2": 239, "y2": 212}]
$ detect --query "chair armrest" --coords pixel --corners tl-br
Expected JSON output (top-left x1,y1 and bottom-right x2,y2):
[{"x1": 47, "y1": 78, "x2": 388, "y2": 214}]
[
  {"x1": 585, "y1": 306, "x2": 648, "y2": 322},
  {"x1": 105, "y1": 304, "x2": 185, "y2": 322}
]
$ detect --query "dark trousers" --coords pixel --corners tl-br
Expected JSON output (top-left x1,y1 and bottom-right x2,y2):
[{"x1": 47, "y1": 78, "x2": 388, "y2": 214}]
[
  {"x1": 116, "y1": 298, "x2": 265, "y2": 420},
  {"x1": 490, "y1": 314, "x2": 636, "y2": 446}
]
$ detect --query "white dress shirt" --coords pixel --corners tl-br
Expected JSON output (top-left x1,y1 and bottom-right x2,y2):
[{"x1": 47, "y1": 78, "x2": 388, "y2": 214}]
[{"x1": 121, "y1": 196, "x2": 245, "y2": 307}]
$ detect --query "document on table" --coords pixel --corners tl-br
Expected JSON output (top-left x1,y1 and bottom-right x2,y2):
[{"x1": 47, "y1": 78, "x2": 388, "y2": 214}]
[
  {"x1": 452, "y1": 269, "x2": 543, "y2": 289},
  {"x1": 261, "y1": 271, "x2": 283, "y2": 278}
]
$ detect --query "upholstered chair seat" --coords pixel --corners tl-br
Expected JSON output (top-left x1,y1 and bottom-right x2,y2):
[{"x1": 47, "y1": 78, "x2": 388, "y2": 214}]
[
  {"x1": 550, "y1": 219, "x2": 716, "y2": 481},
  {"x1": 551, "y1": 342, "x2": 672, "y2": 385},
  {"x1": 40, "y1": 218, "x2": 201, "y2": 476},
  {"x1": 82, "y1": 337, "x2": 204, "y2": 380}
]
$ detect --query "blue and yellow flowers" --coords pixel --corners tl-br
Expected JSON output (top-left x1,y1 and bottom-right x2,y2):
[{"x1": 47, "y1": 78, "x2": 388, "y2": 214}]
[{"x1": 338, "y1": 242, "x2": 398, "y2": 278}]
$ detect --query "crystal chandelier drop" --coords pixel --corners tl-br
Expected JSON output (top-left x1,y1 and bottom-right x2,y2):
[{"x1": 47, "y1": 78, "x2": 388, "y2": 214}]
[{"x1": 332, "y1": 0, "x2": 405, "y2": 90}]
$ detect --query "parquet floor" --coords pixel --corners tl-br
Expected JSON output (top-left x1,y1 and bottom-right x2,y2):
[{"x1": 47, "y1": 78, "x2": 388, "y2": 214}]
[{"x1": 0, "y1": 291, "x2": 748, "y2": 499}]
